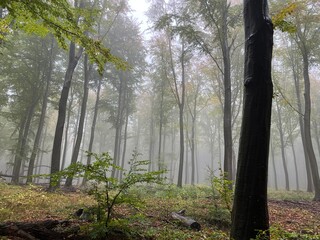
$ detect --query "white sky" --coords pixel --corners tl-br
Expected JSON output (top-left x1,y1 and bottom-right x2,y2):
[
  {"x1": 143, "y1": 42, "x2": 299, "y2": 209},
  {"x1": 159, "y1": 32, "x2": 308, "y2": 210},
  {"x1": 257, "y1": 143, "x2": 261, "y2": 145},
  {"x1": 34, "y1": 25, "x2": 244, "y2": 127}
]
[
  {"x1": 128, "y1": 0, "x2": 149, "y2": 15},
  {"x1": 128, "y1": 0, "x2": 151, "y2": 35}
]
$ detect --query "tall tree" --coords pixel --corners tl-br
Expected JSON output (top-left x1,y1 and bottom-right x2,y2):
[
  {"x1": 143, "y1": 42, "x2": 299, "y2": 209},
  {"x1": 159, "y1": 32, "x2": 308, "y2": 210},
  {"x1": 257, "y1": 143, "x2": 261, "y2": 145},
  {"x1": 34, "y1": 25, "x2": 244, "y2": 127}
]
[
  {"x1": 65, "y1": 54, "x2": 91, "y2": 187},
  {"x1": 231, "y1": 0, "x2": 273, "y2": 239},
  {"x1": 293, "y1": 0, "x2": 320, "y2": 200},
  {"x1": 26, "y1": 36, "x2": 57, "y2": 183}
]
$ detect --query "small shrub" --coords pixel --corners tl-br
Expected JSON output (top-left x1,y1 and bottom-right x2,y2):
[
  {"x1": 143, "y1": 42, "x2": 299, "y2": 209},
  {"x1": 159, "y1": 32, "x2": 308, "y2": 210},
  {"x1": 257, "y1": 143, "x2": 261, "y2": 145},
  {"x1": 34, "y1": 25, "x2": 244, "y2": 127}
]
[
  {"x1": 49, "y1": 150, "x2": 165, "y2": 238},
  {"x1": 207, "y1": 169, "x2": 233, "y2": 228}
]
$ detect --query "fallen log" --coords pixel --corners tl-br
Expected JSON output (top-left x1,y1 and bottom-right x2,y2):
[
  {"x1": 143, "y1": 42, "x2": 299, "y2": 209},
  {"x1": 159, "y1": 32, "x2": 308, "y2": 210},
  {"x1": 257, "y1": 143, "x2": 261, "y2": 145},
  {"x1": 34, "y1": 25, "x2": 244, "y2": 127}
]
[
  {"x1": 171, "y1": 210, "x2": 201, "y2": 231},
  {"x1": 0, "y1": 220, "x2": 76, "y2": 240}
]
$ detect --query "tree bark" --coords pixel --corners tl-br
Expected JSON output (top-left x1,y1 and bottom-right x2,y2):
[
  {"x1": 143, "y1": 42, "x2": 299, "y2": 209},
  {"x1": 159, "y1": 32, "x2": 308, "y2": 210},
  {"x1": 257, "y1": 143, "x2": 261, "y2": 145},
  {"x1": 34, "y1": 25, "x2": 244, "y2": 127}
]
[{"x1": 230, "y1": 0, "x2": 273, "y2": 238}]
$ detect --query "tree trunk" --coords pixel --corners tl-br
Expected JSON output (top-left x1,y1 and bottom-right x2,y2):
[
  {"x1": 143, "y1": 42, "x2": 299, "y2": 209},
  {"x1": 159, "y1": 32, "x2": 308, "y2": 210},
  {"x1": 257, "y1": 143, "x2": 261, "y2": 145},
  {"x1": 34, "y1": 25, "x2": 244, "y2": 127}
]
[
  {"x1": 120, "y1": 107, "x2": 129, "y2": 180},
  {"x1": 158, "y1": 84, "x2": 164, "y2": 172},
  {"x1": 148, "y1": 98, "x2": 155, "y2": 172},
  {"x1": 27, "y1": 38, "x2": 55, "y2": 184},
  {"x1": 112, "y1": 72, "x2": 126, "y2": 179},
  {"x1": 221, "y1": 1, "x2": 233, "y2": 182},
  {"x1": 270, "y1": 139, "x2": 278, "y2": 190},
  {"x1": 312, "y1": 120, "x2": 320, "y2": 159},
  {"x1": 301, "y1": 48, "x2": 320, "y2": 200},
  {"x1": 177, "y1": 41, "x2": 186, "y2": 188},
  {"x1": 65, "y1": 54, "x2": 90, "y2": 187},
  {"x1": 61, "y1": 87, "x2": 74, "y2": 171},
  {"x1": 289, "y1": 126, "x2": 300, "y2": 190},
  {"x1": 230, "y1": 0, "x2": 273, "y2": 238},
  {"x1": 12, "y1": 98, "x2": 38, "y2": 184},
  {"x1": 11, "y1": 114, "x2": 27, "y2": 184},
  {"x1": 290, "y1": 43, "x2": 313, "y2": 192},
  {"x1": 83, "y1": 76, "x2": 102, "y2": 185},
  {"x1": 49, "y1": 41, "x2": 83, "y2": 191},
  {"x1": 275, "y1": 99, "x2": 290, "y2": 190}
]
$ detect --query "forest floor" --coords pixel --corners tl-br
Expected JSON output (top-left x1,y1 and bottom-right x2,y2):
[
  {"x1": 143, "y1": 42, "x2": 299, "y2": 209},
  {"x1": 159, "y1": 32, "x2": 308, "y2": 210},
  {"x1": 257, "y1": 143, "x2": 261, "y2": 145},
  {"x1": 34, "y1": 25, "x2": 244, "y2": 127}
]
[{"x1": 0, "y1": 182, "x2": 319, "y2": 239}]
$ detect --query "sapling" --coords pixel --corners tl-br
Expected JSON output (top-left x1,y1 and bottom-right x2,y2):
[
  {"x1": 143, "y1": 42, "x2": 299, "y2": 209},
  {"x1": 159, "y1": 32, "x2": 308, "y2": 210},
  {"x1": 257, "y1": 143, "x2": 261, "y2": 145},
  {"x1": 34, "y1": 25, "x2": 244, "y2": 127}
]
[{"x1": 49, "y1": 151, "x2": 165, "y2": 229}]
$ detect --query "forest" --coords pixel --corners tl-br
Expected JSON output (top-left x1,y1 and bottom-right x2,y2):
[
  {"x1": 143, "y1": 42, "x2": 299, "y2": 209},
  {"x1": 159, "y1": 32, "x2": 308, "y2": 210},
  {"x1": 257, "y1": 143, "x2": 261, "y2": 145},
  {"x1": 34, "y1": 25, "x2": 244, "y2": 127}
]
[{"x1": 0, "y1": 0, "x2": 319, "y2": 239}]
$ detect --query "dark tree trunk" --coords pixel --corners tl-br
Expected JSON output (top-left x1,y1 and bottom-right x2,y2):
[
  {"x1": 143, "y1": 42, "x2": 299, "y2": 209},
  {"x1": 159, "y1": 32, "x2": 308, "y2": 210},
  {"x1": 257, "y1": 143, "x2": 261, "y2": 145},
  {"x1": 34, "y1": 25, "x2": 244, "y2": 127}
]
[
  {"x1": 49, "y1": 42, "x2": 83, "y2": 191},
  {"x1": 65, "y1": 54, "x2": 90, "y2": 187},
  {"x1": 230, "y1": 0, "x2": 273, "y2": 238},
  {"x1": 275, "y1": 99, "x2": 290, "y2": 190}
]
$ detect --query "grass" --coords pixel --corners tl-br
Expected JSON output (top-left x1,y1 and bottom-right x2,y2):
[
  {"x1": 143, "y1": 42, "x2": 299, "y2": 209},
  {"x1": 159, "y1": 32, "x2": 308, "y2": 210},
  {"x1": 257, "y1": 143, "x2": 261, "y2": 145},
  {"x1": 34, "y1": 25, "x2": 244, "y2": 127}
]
[
  {"x1": 0, "y1": 182, "x2": 95, "y2": 222},
  {"x1": 268, "y1": 188, "x2": 314, "y2": 201},
  {"x1": 0, "y1": 182, "x2": 319, "y2": 239}
]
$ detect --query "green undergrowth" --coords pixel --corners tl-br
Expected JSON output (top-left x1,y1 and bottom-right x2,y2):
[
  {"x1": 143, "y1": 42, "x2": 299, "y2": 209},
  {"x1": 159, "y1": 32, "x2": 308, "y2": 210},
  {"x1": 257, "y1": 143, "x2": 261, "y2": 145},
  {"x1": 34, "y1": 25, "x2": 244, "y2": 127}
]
[
  {"x1": 0, "y1": 182, "x2": 319, "y2": 239},
  {"x1": 268, "y1": 189, "x2": 314, "y2": 201},
  {"x1": 0, "y1": 182, "x2": 95, "y2": 222}
]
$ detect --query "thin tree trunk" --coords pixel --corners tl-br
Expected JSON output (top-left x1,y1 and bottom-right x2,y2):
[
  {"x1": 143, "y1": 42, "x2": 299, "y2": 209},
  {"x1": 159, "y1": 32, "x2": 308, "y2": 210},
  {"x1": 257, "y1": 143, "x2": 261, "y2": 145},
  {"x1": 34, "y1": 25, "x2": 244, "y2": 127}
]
[
  {"x1": 61, "y1": 87, "x2": 74, "y2": 171},
  {"x1": 221, "y1": 2, "x2": 233, "y2": 181},
  {"x1": 12, "y1": 99, "x2": 38, "y2": 184},
  {"x1": 65, "y1": 54, "x2": 90, "y2": 187},
  {"x1": 158, "y1": 87, "x2": 164, "y2": 172},
  {"x1": 290, "y1": 43, "x2": 313, "y2": 192},
  {"x1": 312, "y1": 120, "x2": 320, "y2": 159},
  {"x1": 11, "y1": 115, "x2": 27, "y2": 184},
  {"x1": 275, "y1": 99, "x2": 290, "y2": 190},
  {"x1": 289, "y1": 133, "x2": 299, "y2": 190},
  {"x1": 270, "y1": 139, "x2": 278, "y2": 190},
  {"x1": 120, "y1": 108, "x2": 129, "y2": 180},
  {"x1": 27, "y1": 38, "x2": 54, "y2": 184},
  {"x1": 112, "y1": 72, "x2": 126, "y2": 179},
  {"x1": 177, "y1": 41, "x2": 186, "y2": 188},
  {"x1": 148, "y1": 98, "x2": 155, "y2": 172},
  {"x1": 83, "y1": 76, "x2": 102, "y2": 186},
  {"x1": 301, "y1": 48, "x2": 320, "y2": 200}
]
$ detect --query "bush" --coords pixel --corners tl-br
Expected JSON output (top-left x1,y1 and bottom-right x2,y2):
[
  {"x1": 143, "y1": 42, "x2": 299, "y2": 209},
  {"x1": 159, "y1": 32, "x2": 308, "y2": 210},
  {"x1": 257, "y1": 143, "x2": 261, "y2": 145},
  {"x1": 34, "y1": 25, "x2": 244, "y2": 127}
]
[{"x1": 49, "y1": 151, "x2": 165, "y2": 238}]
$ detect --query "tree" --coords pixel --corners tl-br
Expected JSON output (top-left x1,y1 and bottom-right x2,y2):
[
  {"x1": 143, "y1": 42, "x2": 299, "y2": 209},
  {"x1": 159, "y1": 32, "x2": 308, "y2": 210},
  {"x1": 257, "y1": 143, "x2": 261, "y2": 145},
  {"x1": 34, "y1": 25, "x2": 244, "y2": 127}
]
[
  {"x1": 26, "y1": 36, "x2": 57, "y2": 183},
  {"x1": 230, "y1": 0, "x2": 273, "y2": 239},
  {"x1": 65, "y1": 54, "x2": 91, "y2": 187},
  {"x1": 195, "y1": 0, "x2": 239, "y2": 182},
  {"x1": 292, "y1": 0, "x2": 320, "y2": 200},
  {"x1": 0, "y1": 0, "x2": 124, "y2": 73}
]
